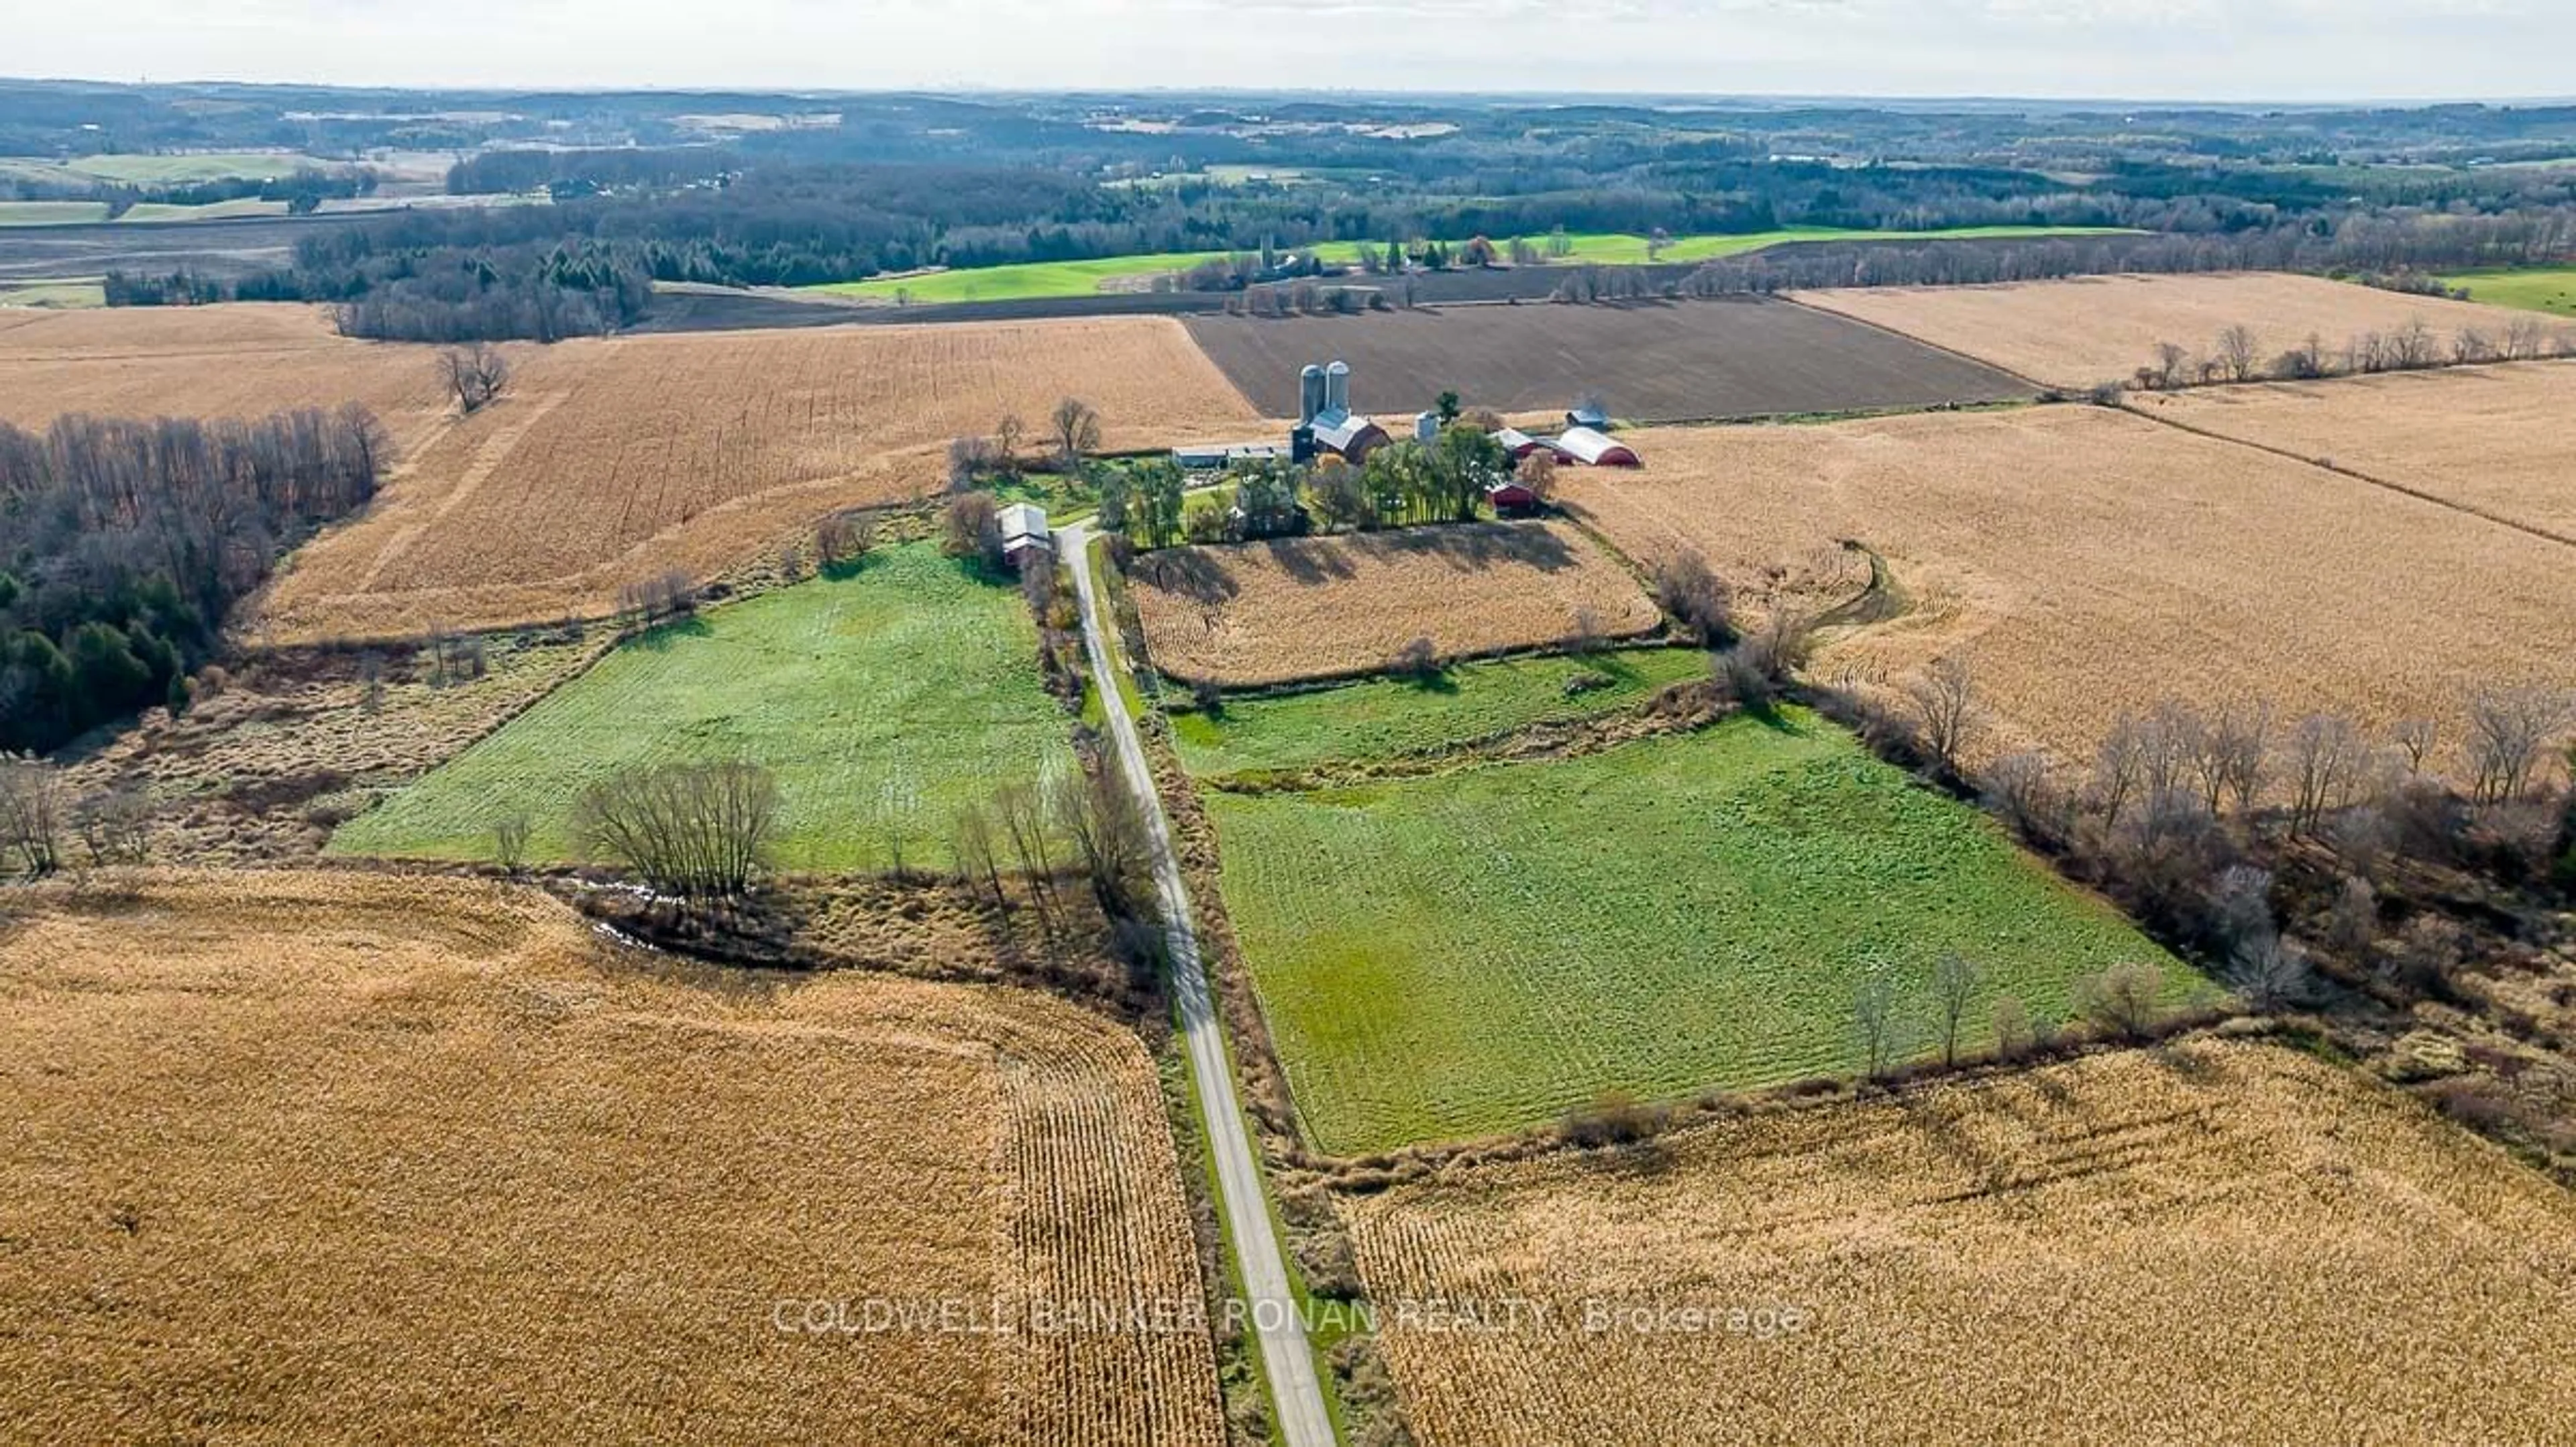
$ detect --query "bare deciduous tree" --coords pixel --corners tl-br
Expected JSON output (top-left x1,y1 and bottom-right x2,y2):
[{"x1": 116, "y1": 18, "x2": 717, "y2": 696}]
[
  {"x1": 2232, "y1": 934, "x2": 2313, "y2": 1012},
  {"x1": 1905, "y1": 657, "x2": 1982, "y2": 775},
  {"x1": 1982, "y1": 750, "x2": 2065, "y2": 843},
  {"x1": 439, "y1": 343, "x2": 510, "y2": 413},
  {"x1": 2152, "y1": 341, "x2": 2191, "y2": 390},
  {"x1": 2215, "y1": 324, "x2": 2261, "y2": 382},
  {"x1": 1852, "y1": 967, "x2": 1903, "y2": 1081},
  {"x1": 1932, "y1": 952, "x2": 1980, "y2": 1068},
  {"x1": 1991, "y1": 995, "x2": 2034, "y2": 1061},
  {"x1": 492, "y1": 812, "x2": 532, "y2": 873},
  {"x1": 994, "y1": 414, "x2": 1025, "y2": 476},
  {"x1": 1, "y1": 755, "x2": 69, "y2": 876},
  {"x1": 2092, "y1": 715, "x2": 2149, "y2": 827},
  {"x1": 570, "y1": 760, "x2": 780, "y2": 897},
  {"x1": 1050, "y1": 397, "x2": 1102, "y2": 472},
  {"x1": 2391, "y1": 718, "x2": 2437, "y2": 776},
  {"x1": 70, "y1": 788, "x2": 152, "y2": 867},
  {"x1": 2286, "y1": 713, "x2": 2365, "y2": 835},
  {"x1": 1654, "y1": 549, "x2": 1732, "y2": 645},
  {"x1": 2465, "y1": 686, "x2": 2573, "y2": 803},
  {"x1": 2076, "y1": 961, "x2": 2166, "y2": 1040}
]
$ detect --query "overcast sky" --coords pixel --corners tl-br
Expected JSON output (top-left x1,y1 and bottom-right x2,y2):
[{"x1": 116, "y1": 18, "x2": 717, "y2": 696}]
[{"x1": 11, "y1": 1, "x2": 2569, "y2": 103}]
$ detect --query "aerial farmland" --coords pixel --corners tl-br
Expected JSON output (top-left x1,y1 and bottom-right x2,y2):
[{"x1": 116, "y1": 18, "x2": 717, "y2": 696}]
[{"x1": 7, "y1": 72, "x2": 2576, "y2": 1447}]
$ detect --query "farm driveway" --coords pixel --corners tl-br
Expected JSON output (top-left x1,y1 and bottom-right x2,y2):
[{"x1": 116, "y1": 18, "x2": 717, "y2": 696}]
[{"x1": 1061, "y1": 523, "x2": 1336, "y2": 1447}]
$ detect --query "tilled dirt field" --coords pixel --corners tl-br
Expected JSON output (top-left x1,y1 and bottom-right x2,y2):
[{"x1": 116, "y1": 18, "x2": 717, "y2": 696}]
[{"x1": 1181, "y1": 297, "x2": 2031, "y2": 422}]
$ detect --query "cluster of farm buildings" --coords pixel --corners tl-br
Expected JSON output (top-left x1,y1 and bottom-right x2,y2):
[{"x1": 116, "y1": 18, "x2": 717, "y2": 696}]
[{"x1": 1175, "y1": 358, "x2": 1640, "y2": 511}]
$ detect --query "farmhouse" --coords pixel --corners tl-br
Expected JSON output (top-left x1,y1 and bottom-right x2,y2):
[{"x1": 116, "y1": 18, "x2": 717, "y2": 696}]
[{"x1": 998, "y1": 502, "x2": 1053, "y2": 568}]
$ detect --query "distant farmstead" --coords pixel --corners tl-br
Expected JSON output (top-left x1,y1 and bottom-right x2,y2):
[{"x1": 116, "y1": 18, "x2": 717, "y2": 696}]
[{"x1": 998, "y1": 502, "x2": 1053, "y2": 568}]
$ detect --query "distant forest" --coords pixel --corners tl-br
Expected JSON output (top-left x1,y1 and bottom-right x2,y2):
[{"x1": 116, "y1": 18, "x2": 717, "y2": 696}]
[
  {"x1": 0, "y1": 409, "x2": 388, "y2": 753},
  {"x1": 46, "y1": 81, "x2": 2576, "y2": 339}
]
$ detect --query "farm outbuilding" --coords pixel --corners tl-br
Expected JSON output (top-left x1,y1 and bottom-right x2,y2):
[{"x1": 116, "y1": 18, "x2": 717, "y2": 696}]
[
  {"x1": 1308, "y1": 411, "x2": 1391, "y2": 463},
  {"x1": 998, "y1": 502, "x2": 1053, "y2": 568},
  {"x1": 1292, "y1": 356, "x2": 1388, "y2": 462},
  {"x1": 1551, "y1": 426, "x2": 1640, "y2": 467},
  {"x1": 1493, "y1": 427, "x2": 1552, "y2": 461},
  {"x1": 1486, "y1": 480, "x2": 1540, "y2": 515}
]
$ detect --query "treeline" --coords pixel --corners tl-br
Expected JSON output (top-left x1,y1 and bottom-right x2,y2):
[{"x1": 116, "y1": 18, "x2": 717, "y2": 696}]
[
  {"x1": 1677, "y1": 207, "x2": 2576, "y2": 294},
  {"x1": 0, "y1": 407, "x2": 388, "y2": 753},
  {"x1": 0, "y1": 167, "x2": 374, "y2": 214},
  {"x1": 445, "y1": 146, "x2": 735, "y2": 197}
]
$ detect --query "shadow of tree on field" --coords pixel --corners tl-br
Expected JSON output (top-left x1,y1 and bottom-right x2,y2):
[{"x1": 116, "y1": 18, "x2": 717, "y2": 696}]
[
  {"x1": 629, "y1": 614, "x2": 715, "y2": 651},
  {"x1": 1134, "y1": 549, "x2": 1241, "y2": 606}
]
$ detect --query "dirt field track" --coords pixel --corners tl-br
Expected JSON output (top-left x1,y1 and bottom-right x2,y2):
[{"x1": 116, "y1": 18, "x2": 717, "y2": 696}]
[
  {"x1": 2155, "y1": 360, "x2": 2576, "y2": 542},
  {"x1": 0, "y1": 304, "x2": 1263, "y2": 641},
  {"x1": 0, "y1": 871, "x2": 1224, "y2": 1446},
  {"x1": 1342, "y1": 1039, "x2": 2576, "y2": 1447},
  {"x1": 1794, "y1": 272, "x2": 2559, "y2": 390},
  {"x1": 1182, "y1": 297, "x2": 2030, "y2": 423},
  {"x1": 1128, "y1": 521, "x2": 1659, "y2": 686},
  {"x1": 1564, "y1": 405, "x2": 2576, "y2": 764}
]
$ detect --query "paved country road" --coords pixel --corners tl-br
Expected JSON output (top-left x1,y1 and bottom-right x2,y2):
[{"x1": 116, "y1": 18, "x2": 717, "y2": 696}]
[{"x1": 1059, "y1": 522, "x2": 1338, "y2": 1447}]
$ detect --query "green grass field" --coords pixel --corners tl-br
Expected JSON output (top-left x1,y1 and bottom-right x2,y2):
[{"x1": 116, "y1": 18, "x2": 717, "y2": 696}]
[
  {"x1": 1173, "y1": 648, "x2": 1708, "y2": 778},
  {"x1": 0, "y1": 278, "x2": 105, "y2": 308},
  {"x1": 1207, "y1": 711, "x2": 2196, "y2": 1155},
  {"x1": 2438, "y1": 266, "x2": 2576, "y2": 318},
  {"x1": 117, "y1": 199, "x2": 291, "y2": 223},
  {"x1": 63, "y1": 152, "x2": 333, "y2": 184},
  {"x1": 805, "y1": 225, "x2": 2131, "y2": 303},
  {"x1": 330, "y1": 545, "x2": 1077, "y2": 873},
  {"x1": 0, "y1": 201, "x2": 111, "y2": 226}
]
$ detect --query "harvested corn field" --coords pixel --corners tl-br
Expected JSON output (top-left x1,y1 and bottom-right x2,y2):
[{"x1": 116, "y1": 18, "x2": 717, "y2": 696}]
[
  {"x1": 0, "y1": 871, "x2": 1224, "y2": 1446},
  {"x1": 1340, "y1": 1039, "x2": 2576, "y2": 1447},
  {"x1": 260, "y1": 316, "x2": 1261, "y2": 640},
  {"x1": 1127, "y1": 521, "x2": 1658, "y2": 686},
  {"x1": 2156, "y1": 360, "x2": 2576, "y2": 541},
  {"x1": 1562, "y1": 406, "x2": 2576, "y2": 763},
  {"x1": 1794, "y1": 272, "x2": 2559, "y2": 390},
  {"x1": 0, "y1": 301, "x2": 456, "y2": 452}
]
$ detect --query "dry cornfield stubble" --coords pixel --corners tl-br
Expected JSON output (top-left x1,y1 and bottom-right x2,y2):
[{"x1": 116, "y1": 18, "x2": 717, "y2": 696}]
[
  {"x1": 1340, "y1": 1039, "x2": 2576, "y2": 1447},
  {"x1": 1127, "y1": 521, "x2": 1660, "y2": 686},
  {"x1": 2155, "y1": 360, "x2": 2576, "y2": 541},
  {"x1": 0, "y1": 303, "x2": 1263, "y2": 641},
  {"x1": 0, "y1": 302, "x2": 458, "y2": 452},
  {"x1": 1563, "y1": 406, "x2": 2576, "y2": 765},
  {"x1": 1794, "y1": 272, "x2": 2559, "y2": 390},
  {"x1": 0, "y1": 871, "x2": 1224, "y2": 1446}
]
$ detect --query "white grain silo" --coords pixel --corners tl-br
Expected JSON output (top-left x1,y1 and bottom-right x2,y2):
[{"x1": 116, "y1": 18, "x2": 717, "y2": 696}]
[
  {"x1": 1414, "y1": 411, "x2": 1440, "y2": 443},
  {"x1": 1299, "y1": 364, "x2": 1326, "y2": 425},
  {"x1": 1324, "y1": 360, "x2": 1351, "y2": 415}
]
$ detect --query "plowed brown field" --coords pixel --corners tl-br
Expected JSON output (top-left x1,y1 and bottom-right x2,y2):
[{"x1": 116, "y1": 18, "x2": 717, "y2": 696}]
[
  {"x1": 1128, "y1": 521, "x2": 1659, "y2": 686},
  {"x1": 0, "y1": 304, "x2": 1263, "y2": 641},
  {"x1": 2156, "y1": 360, "x2": 2576, "y2": 541},
  {"x1": 0, "y1": 870, "x2": 1224, "y2": 1446},
  {"x1": 1562, "y1": 406, "x2": 2576, "y2": 763},
  {"x1": 1795, "y1": 272, "x2": 2560, "y2": 390},
  {"x1": 1342, "y1": 1039, "x2": 2576, "y2": 1447}
]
